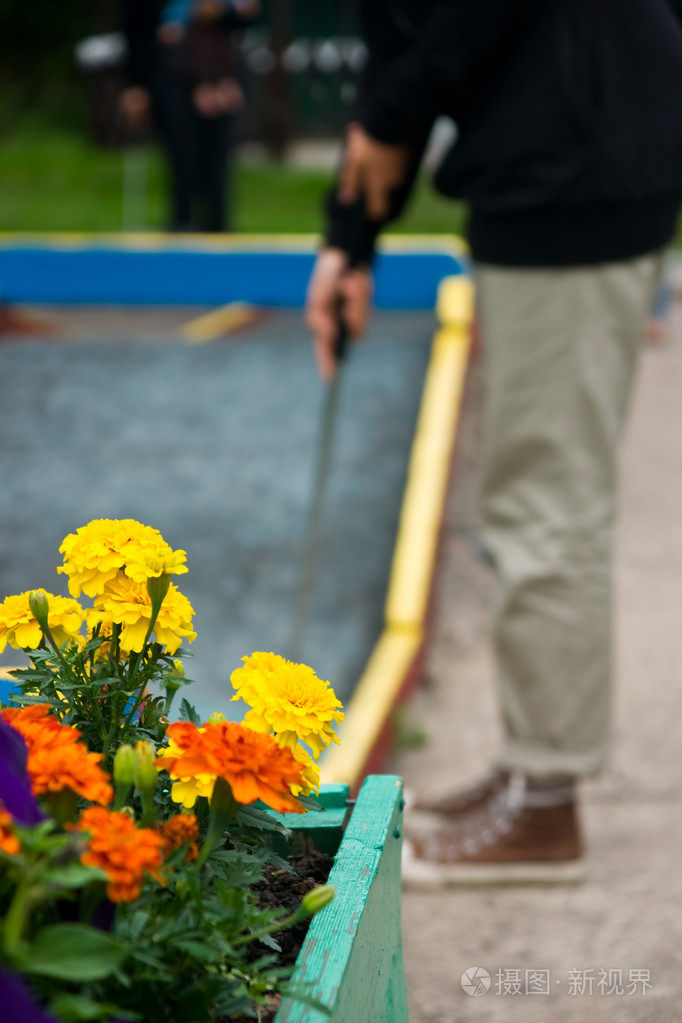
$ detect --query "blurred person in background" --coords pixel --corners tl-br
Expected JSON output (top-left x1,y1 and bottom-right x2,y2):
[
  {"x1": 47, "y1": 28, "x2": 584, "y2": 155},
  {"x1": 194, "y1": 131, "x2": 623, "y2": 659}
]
[
  {"x1": 306, "y1": 0, "x2": 682, "y2": 884},
  {"x1": 119, "y1": 0, "x2": 259, "y2": 232}
]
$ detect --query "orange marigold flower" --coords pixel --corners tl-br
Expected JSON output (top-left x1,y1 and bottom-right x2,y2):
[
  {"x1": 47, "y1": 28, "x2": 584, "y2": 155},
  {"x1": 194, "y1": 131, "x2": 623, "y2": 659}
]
[
  {"x1": 2, "y1": 703, "x2": 72, "y2": 735},
  {"x1": 1, "y1": 705, "x2": 113, "y2": 806},
  {"x1": 71, "y1": 806, "x2": 165, "y2": 903},
  {"x1": 0, "y1": 806, "x2": 20, "y2": 856},
  {"x1": 158, "y1": 721, "x2": 305, "y2": 814},
  {"x1": 157, "y1": 812, "x2": 199, "y2": 861}
]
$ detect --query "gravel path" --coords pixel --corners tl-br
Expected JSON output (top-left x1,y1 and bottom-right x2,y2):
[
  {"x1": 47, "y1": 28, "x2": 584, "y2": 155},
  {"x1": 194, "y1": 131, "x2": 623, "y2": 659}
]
[{"x1": 0, "y1": 307, "x2": 433, "y2": 718}]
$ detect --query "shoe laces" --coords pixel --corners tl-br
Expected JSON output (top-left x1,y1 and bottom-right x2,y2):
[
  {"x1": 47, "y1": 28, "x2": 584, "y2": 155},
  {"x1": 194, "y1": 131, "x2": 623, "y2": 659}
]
[{"x1": 422, "y1": 775, "x2": 527, "y2": 860}]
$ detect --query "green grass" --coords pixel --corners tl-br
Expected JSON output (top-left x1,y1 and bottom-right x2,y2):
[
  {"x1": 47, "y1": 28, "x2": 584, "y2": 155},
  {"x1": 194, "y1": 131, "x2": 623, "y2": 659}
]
[{"x1": 0, "y1": 127, "x2": 465, "y2": 236}]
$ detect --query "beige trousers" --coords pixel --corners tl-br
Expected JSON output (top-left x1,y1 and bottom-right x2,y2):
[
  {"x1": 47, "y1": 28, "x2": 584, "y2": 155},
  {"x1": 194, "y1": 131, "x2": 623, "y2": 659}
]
[{"x1": 475, "y1": 253, "x2": 663, "y2": 778}]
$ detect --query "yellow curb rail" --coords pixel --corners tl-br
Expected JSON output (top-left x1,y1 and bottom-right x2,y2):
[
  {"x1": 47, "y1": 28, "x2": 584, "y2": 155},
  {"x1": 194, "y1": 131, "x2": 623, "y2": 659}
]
[
  {"x1": 179, "y1": 301, "x2": 260, "y2": 344},
  {"x1": 321, "y1": 275, "x2": 475, "y2": 788},
  {"x1": 0, "y1": 232, "x2": 469, "y2": 259}
]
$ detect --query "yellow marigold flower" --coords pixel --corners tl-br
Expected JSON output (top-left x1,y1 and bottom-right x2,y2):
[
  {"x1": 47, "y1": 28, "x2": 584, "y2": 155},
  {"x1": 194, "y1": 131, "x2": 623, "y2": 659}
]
[
  {"x1": 156, "y1": 736, "x2": 215, "y2": 808},
  {"x1": 230, "y1": 653, "x2": 344, "y2": 758},
  {"x1": 88, "y1": 576, "x2": 196, "y2": 654},
  {"x1": 70, "y1": 806, "x2": 164, "y2": 903},
  {"x1": 0, "y1": 806, "x2": 20, "y2": 856},
  {"x1": 58, "y1": 518, "x2": 187, "y2": 599},
  {"x1": 169, "y1": 775, "x2": 216, "y2": 809},
  {"x1": 289, "y1": 744, "x2": 320, "y2": 797},
  {"x1": 143, "y1": 552, "x2": 187, "y2": 580},
  {"x1": 0, "y1": 591, "x2": 84, "y2": 654}
]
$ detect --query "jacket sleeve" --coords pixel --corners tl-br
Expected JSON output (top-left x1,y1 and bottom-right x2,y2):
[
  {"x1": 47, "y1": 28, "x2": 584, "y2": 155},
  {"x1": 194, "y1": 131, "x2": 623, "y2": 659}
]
[
  {"x1": 324, "y1": 135, "x2": 432, "y2": 265},
  {"x1": 358, "y1": 0, "x2": 541, "y2": 145},
  {"x1": 324, "y1": 0, "x2": 539, "y2": 261},
  {"x1": 323, "y1": 0, "x2": 438, "y2": 263}
]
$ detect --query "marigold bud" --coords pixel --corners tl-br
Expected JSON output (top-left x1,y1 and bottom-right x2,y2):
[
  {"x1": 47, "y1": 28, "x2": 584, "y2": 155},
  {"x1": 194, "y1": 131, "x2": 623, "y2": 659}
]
[
  {"x1": 133, "y1": 741, "x2": 158, "y2": 794},
  {"x1": 113, "y1": 744, "x2": 136, "y2": 788},
  {"x1": 207, "y1": 711, "x2": 227, "y2": 725},
  {"x1": 28, "y1": 589, "x2": 49, "y2": 626},
  {"x1": 209, "y1": 775, "x2": 238, "y2": 819},
  {"x1": 146, "y1": 572, "x2": 171, "y2": 609},
  {"x1": 301, "y1": 885, "x2": 335, "y2": 917},
  {"x1": 163, "y1": 661, "x2": 185, "y2": 716},
  {"x1": 164, "y1": 679, "x2": 182, "y2": 701}
]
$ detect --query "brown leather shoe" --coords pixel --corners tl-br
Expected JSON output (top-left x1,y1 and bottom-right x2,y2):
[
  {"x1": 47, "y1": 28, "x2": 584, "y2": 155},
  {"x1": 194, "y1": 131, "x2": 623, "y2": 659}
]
[
  {"x1": 402, "y1": 781, "x2": 585, "y2": 886},
  {"x1": 404, "y1": 768, "x2": 510, "y2": 836}
]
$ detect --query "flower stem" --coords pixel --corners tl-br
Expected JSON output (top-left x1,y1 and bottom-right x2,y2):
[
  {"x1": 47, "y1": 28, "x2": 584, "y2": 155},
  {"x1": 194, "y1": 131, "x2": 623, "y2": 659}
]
[
  {"x1": 232, "y1": 905, "x2": 308, "y2": 948},
  {"x1": 40, "y1": 621, "x2": 70, "y2": 675},
  {"x1": 3, "y1": 876, "x2": 32, "y2": 951},
  {"x1": 2, "y1": 865, "x2": 47, "y2": 954},
  {"x1": 139, "y1": 789, "x2": 156, "y2": 827},
  {"x1": 120, "y1": 685, "x2": 147, "y2": 734},
  {"x1": 127, "y1": 587, "x2": 165, "y2": 690},
  {"x1": 106, "y1": 623, "x2": 121, "y2": 673},
  {"x1": 196, "y1": 777, "x2": 238, "y2": 868},
  {"x1": 43, "y1": 787, "x2": 78, "y2": 825},
  {"x1": 113, "y1": 783, "x2": 132, "y2": 811}
]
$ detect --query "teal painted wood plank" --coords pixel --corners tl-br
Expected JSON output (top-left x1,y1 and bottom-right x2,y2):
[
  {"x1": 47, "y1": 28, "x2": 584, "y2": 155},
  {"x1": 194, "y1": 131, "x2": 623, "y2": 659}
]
[
  {"x1": 274, "y1": 783, "x2": 351, "y2": 829},
  {"x1": 276, "y1": 775, "x2": 408, "y2": 1023},
  {"x1": 269, "y1": 784, "x2": 350, "y2": 856}
]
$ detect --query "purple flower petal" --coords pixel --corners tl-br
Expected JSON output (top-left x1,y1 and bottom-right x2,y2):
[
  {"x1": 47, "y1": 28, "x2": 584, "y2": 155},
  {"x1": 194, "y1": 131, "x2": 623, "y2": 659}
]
[
  {"x1": 0, "y1": 716, "x2": 29, "y2": 775},
  {"x1": 0, "y1": 719, "x2": 43, "y2": 825},
  {"x1": 0, "y1": 970, "x2": 59, "y2": 1023}
]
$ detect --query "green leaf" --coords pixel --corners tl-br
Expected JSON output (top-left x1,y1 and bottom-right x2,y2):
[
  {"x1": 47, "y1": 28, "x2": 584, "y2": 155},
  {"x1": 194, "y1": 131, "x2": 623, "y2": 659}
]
[
  {"x1": 124, "y1": 907, "x2": 149, "y2": 941},
  {"x1": 12, "y1": 693, "x2": 59, "y2": 706},
  {"x1": 280, "y1": 983, "x2": 334, "y2": 1016},
  {"x1": 172, "y1": 979, "x2": 224, "y2": 1023},
  {"x1": 169, "y1": 938, "x2": 222, "y2": 962},
  {"x1": 236, "y1": 805, "x2": 291, "y2": 832},
  {"x1": 124, "y1": 949, "x2": 166, "y2": 971},
  {"x1": 297, "y1": 793, "x2": 324, "y2": 813},
  {"x1": 44, "y1": 863, "x2": 108, "y2": 888},
  {"x1": 179, "y1": 698, "x2": 201, "y2": 725},
  {"x1": 266, "y1": 850, "x2": 295, "y2": 874},
  {"x1": 49, "y1": 994, "x2": 141, "y2": 1022},
  {"x1": 27, "y1": 923, "x2": 128, "y2": 981}
]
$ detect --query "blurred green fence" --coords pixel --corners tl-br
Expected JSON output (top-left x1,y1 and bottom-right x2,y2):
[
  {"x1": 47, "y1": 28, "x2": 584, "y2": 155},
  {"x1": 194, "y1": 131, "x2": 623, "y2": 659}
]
[
  {"x1": 245, "y1": 0, "x2": 363, "y2": 152},
  {"x1": 74, "y1": 2, "x2": 364, "y2": 154}
]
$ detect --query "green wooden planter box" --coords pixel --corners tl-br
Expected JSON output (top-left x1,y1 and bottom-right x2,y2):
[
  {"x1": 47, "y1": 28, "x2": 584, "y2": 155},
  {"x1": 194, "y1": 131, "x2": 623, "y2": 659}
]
[{"x1": 272, "y1": 775, "x2": 408, "y2": 1023}]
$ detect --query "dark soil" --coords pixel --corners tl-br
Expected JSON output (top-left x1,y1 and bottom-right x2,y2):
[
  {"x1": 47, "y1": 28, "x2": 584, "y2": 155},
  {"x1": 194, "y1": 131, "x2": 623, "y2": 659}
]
[
  {"x1": 255, "y1": 848, "x2": 335, "y2": 967},
  {"x1": 233, "y1": 848, "x2": 334, "y2": 1023}
]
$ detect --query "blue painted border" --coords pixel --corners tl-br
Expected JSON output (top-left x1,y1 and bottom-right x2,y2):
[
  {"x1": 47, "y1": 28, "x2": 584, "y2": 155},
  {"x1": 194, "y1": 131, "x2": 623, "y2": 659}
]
[
  {"x1": 0, "y1": 679, "x2": 16, "y2": 704},
  {"x1": 0, "y1": 239, "x2": 467, "y2": 309}
]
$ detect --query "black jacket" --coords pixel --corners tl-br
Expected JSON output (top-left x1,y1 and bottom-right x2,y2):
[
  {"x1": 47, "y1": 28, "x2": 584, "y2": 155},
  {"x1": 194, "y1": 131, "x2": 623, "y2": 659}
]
[{"x1": 327, "y1": 0, "x2": 682, "y2": 266}]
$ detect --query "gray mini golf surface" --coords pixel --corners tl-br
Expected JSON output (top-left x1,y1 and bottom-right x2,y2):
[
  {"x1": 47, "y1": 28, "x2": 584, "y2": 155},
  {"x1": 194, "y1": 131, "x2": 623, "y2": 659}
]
[{"x1": 0, "y1": 307, "x2": 434, "y2": 718}]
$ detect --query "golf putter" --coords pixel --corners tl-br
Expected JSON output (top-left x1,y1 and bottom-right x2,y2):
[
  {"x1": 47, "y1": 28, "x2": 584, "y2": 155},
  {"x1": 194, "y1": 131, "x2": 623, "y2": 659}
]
[{"x1": 289, "y1": 302, "x2": 350, "y2": 663}]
